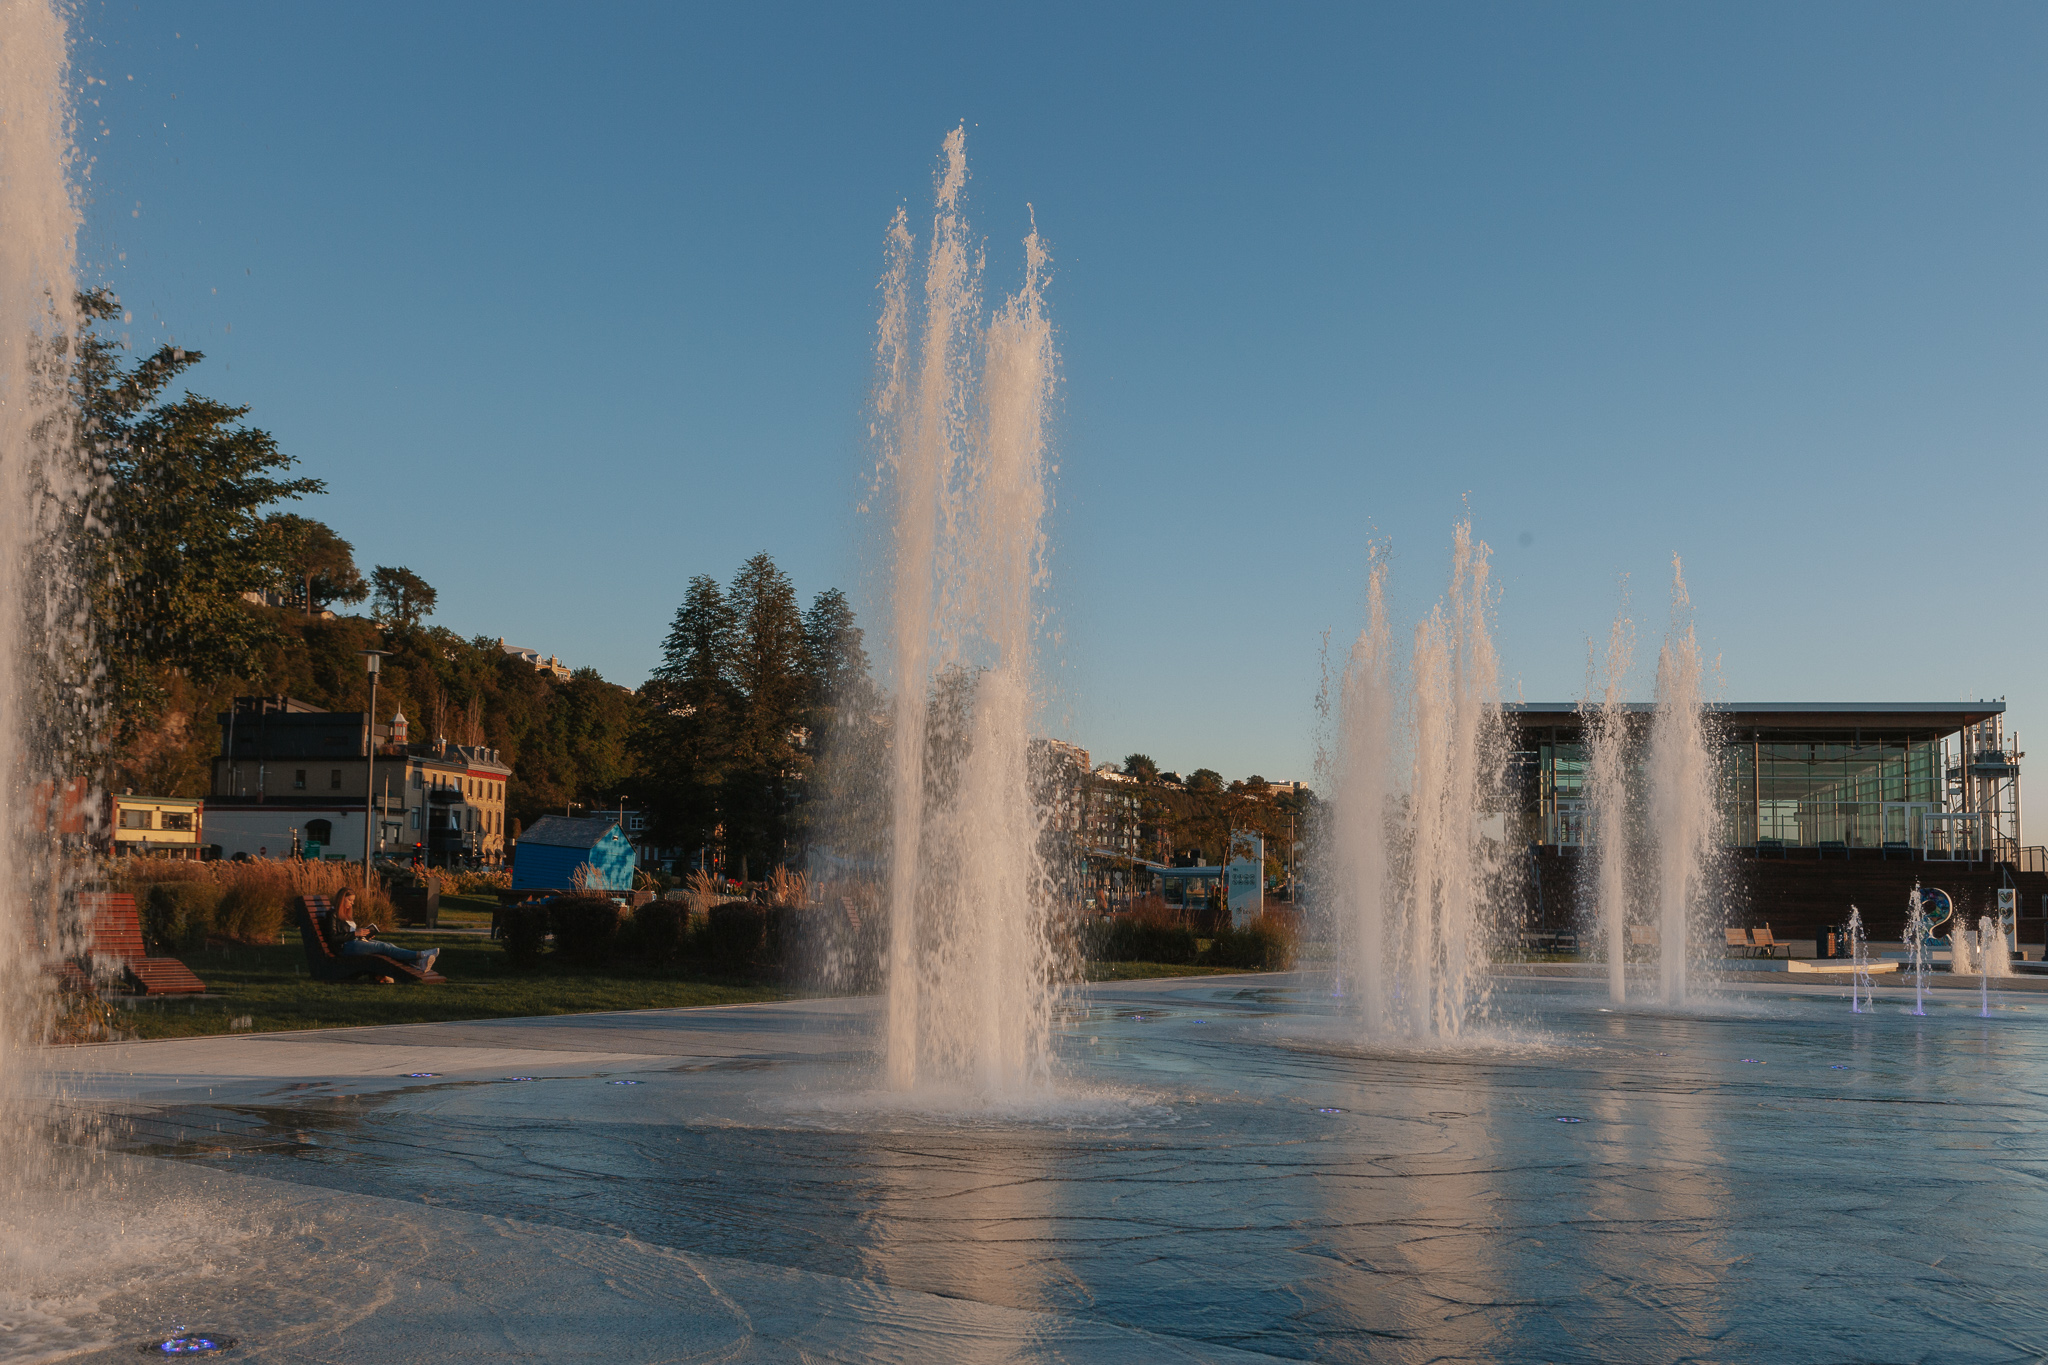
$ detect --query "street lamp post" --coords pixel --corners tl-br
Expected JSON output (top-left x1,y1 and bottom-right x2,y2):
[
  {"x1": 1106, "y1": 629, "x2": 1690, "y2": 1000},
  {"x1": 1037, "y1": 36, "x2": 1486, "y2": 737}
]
[{"x1": 359, "y1": 649, "x2": 391, "y2": 890}]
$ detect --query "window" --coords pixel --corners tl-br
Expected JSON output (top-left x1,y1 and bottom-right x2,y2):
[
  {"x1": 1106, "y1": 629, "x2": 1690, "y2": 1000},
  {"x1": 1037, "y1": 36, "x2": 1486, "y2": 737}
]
[
  {"x1": 161, "y1": 812, "x2": 193, "y2": 832},
  {"x1": 305, "y1": 819, "x2": 333, "y2": 845},
  {"x1": 118, "y1": 807, "x2": 151, "y2": 830},
  {"x1": 410, "y1": 808, "x2": 420, "y2": 830},
  {"x1": 330, "y1": 769, "x2": 342, "y2": 791},
  {"x1": 294, "y1": 769, "x2": 307, "y2": 790},
  {"x1": 413, "y1": 769, "x2": 423, "y2": 789}
]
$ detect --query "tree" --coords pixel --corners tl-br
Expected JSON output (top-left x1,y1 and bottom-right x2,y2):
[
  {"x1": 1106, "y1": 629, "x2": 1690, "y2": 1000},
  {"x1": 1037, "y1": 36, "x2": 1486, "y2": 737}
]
[
  {"x1": 1186, "y1": 768, "x2": 1224, "y2": 795},
  {"x1": 370, "y1": 566, "x2": 436, "y2": 630},
  {"x1": 802, "y1": 587, "x2": 869, "y2": 708},
  {"x1": 639, "y1": 574, "x2": 739, "y2": 860},
  {"x1": 78, "y1": 288, "x2": 325, "y2": 721},
  {"x1": 1123, "y1": 753, "x2": 1160, "y2": 783},
  {"x1": 262, "y1": 513, "x2": 367, "y2": 615},
  {"x1": 722, "y1": 553, "x2": 811, "y2": 877}
]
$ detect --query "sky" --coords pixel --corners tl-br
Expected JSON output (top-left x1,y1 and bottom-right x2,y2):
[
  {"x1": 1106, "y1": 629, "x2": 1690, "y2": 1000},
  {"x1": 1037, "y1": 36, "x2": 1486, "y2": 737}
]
[{"x1": 74, "y1": 3, "x2": 2048, "y2": 830}]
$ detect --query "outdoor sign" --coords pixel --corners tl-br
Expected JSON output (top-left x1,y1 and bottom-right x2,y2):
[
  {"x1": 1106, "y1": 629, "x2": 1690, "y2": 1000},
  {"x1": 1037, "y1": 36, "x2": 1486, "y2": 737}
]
[{"x1": 1225, "y1": 831, "x2": 1263, "y2": 929}]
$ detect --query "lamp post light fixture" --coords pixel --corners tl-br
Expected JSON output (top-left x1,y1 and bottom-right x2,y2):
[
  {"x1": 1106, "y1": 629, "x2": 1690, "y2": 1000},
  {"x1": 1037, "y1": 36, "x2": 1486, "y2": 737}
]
[{"x1": 359, "y1": 649, "x2": 392, "y2": 889}]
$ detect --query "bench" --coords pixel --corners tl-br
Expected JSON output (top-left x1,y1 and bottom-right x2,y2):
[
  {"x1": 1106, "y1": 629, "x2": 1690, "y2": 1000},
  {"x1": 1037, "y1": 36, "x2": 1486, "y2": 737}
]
[{"x1": 294, "y1": 895, "x2": 445, "y2": 984}]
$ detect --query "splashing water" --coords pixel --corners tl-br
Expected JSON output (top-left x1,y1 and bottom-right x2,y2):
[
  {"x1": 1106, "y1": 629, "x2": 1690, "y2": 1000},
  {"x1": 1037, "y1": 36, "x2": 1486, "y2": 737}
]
[
  {"x1": 1978, "y1": 913, "x2": 2011, "y2": 980},
  {"x1": 1327, "y1": 523, "x2": 1504, "y2": 1039},
  {"x1": 1847, "y1": 907, "x2": 1872, "y2": 1014},
  {"x1": 2, "y1": 0, "x2": 92, "y2": 1161},
  {"x1": 872, "y1": 128, "x2": 1058, "y2": 1093},
  {"x1": 1648, "y1": 558, "x2": 1714, "y2": 1004},
  {"x1": 1581, "y1": 593, "x2": 1634, "y2": 1004}
]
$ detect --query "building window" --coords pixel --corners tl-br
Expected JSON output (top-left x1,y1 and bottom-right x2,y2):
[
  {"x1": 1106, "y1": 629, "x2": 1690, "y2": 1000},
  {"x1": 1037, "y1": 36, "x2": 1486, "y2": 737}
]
[
  {"x1": 410, "y1": 808, "x2": 420, "y2": 830},
  {"x1": 413, "y1": 769, "x2": 423, "y2": 789},
  {"x1": 118, "y1": 807, "x2": 151, "y2": 830},
  {"x1": 330, "y1": 769, "x2": 342, "y2": 790},
  {"x1": 305, "y1": 819, "x2": 333, "y2": 845},
  {"x1": 294, "y1": 769, "x2": 307, "y2": 790},
  {"x1": 161, "y1": 812, "x2": 193, "y2": 832}
]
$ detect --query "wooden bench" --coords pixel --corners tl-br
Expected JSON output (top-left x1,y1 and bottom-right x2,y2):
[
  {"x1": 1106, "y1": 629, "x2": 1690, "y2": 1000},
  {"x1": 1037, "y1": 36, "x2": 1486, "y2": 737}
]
[
  {"x1": 77, "y1": 892, "x2": 207, "y2": 996},
  {"x1": 294, "y1": 895, "x2": 445, "y2": 985},
  {"x1": 1725, "y1": 927, "x2": 1754, "y2": 958}
]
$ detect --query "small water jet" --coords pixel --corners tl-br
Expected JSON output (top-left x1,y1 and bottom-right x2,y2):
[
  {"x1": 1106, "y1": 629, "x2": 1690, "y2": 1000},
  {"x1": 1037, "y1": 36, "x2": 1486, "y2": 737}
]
[
  {"x1": 1847, "y1": 907, "x2": 1872, "y2": 1013},
  {"x1": 1904, "y1": 886, "x2": 1934, "y2": 1016}
]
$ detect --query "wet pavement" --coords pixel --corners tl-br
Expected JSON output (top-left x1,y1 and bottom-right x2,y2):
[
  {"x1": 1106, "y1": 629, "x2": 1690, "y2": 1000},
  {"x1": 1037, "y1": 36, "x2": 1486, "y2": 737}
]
[{"x1": 20, "y1": 972, "x2": 2048, "y2": 1362}]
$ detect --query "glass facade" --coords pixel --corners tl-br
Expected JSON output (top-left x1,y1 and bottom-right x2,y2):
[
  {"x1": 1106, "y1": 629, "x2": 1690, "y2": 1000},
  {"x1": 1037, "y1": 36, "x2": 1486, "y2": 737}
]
[{"x1": 1521, "y1": 726, "x2": 1947, "y2": 851}]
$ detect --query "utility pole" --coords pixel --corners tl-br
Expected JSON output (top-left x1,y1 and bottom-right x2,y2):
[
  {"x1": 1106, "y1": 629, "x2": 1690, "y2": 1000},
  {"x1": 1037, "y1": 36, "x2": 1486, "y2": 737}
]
[{"x1": 359, "y1": 649, "x2": 391, "y2": 890}]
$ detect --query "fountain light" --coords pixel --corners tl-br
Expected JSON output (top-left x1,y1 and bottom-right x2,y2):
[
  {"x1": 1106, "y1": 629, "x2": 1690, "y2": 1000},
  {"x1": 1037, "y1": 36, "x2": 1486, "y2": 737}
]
[
  {"x1": 1315, "y1": 1108, "x2": 1343, "y2": 1114},
  {"x1": 1555, "y1": 1116, "x2": 1583, "y2": 1124},
  {"x1": 142, "y1": 1330, "x2": 237, "y2": 1355},
  {"x1": 608, "y1": 1080, "x2": 641, "y2": 1086},
  {"x1": 503, "y1": 1076, "x2": 536, "y2": 1082},
  {"x1": 401, "y1": 1072, "x2": 438, "y2": 1078}
]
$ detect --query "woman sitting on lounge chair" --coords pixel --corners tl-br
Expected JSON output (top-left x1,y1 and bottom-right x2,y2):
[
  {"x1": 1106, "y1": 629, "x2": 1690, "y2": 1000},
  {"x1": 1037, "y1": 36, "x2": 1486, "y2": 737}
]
[{"x1": 328, "y1": 891, "x2": 439, "y2": 973}]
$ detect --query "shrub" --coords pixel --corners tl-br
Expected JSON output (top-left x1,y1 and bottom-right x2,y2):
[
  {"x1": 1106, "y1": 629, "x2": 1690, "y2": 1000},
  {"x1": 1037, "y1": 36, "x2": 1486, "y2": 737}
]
[
  {"x1": 141, "y1": 882, "x2": 223, "y2": 952},
  {"x1": 499, "y1": 904, "x2": 550, "y2": 967},
  {"x1": 632, "y1": 900, "x2": 686, "y2": 967},
  {"x1": 548, "y1": 895, "x2": 622, "y2": 967},
  {"x1": 706, "y1": 900, "x2": 766, "y2": 972},
  {"x1": 1084, "y1": 917, "x2": 1199, "y2": 964},
  {"x1": 1203, "y1": 916, "x2": 1294, "y2": 970},
  {"x1": 215, "y1": 879, "x2": 289, "y2": 944}
]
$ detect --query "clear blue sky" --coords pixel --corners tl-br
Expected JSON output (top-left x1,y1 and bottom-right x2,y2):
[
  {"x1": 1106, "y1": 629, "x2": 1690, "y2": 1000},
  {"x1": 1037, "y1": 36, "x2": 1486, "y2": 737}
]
[{"x1": 79, "y1": 3, "x2": 2048, "y2": 827}]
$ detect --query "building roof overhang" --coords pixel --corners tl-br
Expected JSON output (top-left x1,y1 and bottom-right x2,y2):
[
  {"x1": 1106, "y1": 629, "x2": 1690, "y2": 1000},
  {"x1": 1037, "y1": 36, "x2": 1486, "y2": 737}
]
[{"x1": 1506, "y1": 701, "x2": 2005, "y2": 736}]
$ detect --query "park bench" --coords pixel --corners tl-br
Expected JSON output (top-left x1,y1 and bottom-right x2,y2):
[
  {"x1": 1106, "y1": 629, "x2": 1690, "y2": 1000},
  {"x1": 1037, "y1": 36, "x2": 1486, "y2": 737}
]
[
  {"x1": 1724, "y1": 927, "x2": 1754, "y2": 958},
  {"x1": 294, "y1": 895, "x2": 445, "y2": 984},
  {"x1": 77, "y1": 891, "x2": 207, "y2": 995}
]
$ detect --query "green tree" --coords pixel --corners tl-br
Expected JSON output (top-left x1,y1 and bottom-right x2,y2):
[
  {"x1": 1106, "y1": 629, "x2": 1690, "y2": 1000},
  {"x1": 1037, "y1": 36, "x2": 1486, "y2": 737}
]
[
  {"x1": 639, "y1": 574, "x2": 739, "y2": 862},
  {"x1": 1122, "y1": 753, "x2": 1160, "y2": 783},
  {"x1": 77, "y1": 289, "x2": 324, "y2": 739},
  {"x1": 262, "y1": 513, "x2": 367, "y2": 615},
  {"x1": 1186, "y1": 768, "x2": 1224, "y2": 795},
  {"x1": 370, "y1": 565, "x2": 436, "y2": 630},
  {"x1": 722, "y1": 552, "x2": 811, "y2": 877}
]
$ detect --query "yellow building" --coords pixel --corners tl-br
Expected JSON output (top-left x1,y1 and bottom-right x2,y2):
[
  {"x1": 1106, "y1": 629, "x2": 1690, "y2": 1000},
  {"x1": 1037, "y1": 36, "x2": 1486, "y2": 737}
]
[{"x1": 111, "y1": 793, "x2": 204, "y2": 859}]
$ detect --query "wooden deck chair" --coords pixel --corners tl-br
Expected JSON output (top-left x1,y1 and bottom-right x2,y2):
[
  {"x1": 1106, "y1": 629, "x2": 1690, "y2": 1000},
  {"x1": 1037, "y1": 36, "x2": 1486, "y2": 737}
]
[
  {"x1": 1724, "y1": 927, "x2": 1753, "y2": 958},
  {"x1": 294, "y1": 896, "x2": 445, "y2": 985},
  {"x1": 77, "y1": 891, "x2": 207, "y2": 995},
  {"x1": 1752, "y1": 923, "x2": 1781, "y2": 958}
]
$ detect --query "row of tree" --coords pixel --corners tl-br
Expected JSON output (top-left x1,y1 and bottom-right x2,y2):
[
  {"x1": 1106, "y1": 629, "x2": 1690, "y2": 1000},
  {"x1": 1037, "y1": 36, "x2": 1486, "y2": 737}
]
[{"x1": 81, "y1": 286, "x2": 1297, "y2": 879}]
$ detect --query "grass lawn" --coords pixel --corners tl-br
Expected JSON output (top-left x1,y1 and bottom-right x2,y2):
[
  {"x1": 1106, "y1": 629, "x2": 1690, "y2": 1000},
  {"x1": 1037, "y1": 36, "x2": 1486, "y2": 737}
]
[
  {"x1": 1082, "y1": 961, "x2": 1249, "y2": 981},
  {"x1": 86, "y1": 934, "x2": 1262, "y2": 1043},
  {"x1": 102, "y1": 934, "x2": 794, "y2": 1041}
]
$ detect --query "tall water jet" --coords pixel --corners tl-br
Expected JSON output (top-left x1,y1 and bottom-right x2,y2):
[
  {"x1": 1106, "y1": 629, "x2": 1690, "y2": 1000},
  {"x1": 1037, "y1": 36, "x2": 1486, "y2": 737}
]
[
  {"x1": 871, "y1": 129, "x2": 1057, "y2": 1093},
  {"x1": 1329, "y1": 552, "x2": 1394, "y2": 1019},
  {"x1": 0, "y1": 0, "x2": 88, "y2": 1140},
  {"x1": 1580, "y1": 595, "x2": 1634, "y2": 1003},
  {"x1": 1328, "y1": 523, "x2": 1504, "y2": 1039},
  {"x1": 1648, "y1": 558, "x2": 1713, "y2": 1004}
]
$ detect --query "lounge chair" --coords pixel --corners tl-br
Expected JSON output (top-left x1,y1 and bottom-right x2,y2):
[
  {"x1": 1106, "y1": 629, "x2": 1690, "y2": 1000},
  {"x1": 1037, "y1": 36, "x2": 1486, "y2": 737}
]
[
  {"x1": 1724, "y1": 927, "x2": 1753, "y2": 958},
  {"x1": 1752, "y1": 923, "x2": 1782, "y2": 958},
  {"x1": 294, "y1": 895, "x2": 445, "y2": 985},
  {"x1": 78, "y1": 891, "x2": 207, "y2": 995}
]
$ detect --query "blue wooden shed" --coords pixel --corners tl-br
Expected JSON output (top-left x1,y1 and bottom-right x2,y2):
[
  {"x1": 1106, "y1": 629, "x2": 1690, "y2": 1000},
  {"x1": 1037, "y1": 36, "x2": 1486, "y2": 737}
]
[{"x1": 512, "y1": 815, "x2": 637, "y2": 891}]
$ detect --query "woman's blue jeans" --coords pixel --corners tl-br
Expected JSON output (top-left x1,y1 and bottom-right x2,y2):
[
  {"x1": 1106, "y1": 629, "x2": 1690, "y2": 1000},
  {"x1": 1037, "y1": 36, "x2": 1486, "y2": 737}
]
[{"x1": 339, "y1": 938, "x2": 424, "y2": 965}]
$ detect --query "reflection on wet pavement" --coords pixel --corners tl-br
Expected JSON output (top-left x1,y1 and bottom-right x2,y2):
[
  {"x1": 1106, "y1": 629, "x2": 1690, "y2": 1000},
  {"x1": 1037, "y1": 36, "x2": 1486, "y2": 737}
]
[{"x1": 45, "y1": 975, "x2": 2048, "y2": 1361}]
